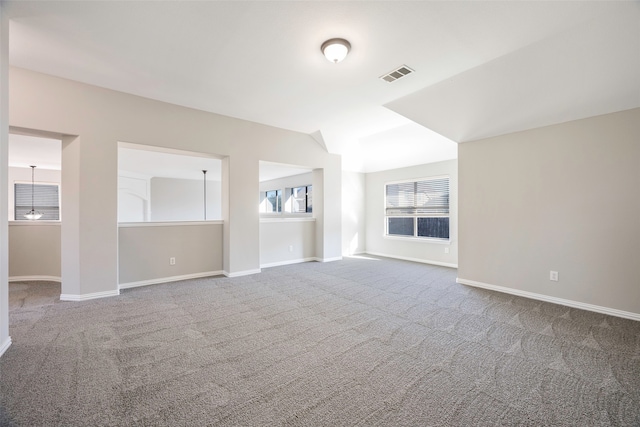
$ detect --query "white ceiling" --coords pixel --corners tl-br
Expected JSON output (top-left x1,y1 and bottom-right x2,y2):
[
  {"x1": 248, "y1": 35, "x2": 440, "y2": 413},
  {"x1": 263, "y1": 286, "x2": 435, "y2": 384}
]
[{"x1": 4, "y1": 1, "x2": 639, "y2": 172}]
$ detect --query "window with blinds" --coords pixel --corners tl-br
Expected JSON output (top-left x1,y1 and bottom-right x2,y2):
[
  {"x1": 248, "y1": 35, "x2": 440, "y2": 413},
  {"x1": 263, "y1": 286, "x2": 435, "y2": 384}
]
[
  {"x1": 385, "y1": 177, "x2": 449, "y2": 239},
  {"x1": 14, "y1": 183, "x2": 60, "y2": 221}
]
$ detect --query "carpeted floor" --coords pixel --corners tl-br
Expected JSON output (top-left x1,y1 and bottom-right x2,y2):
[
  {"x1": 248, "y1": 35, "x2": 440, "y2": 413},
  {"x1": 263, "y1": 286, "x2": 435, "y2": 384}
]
[{"x1": 1, "y1": 256, "x2": 639, "y2": 426}]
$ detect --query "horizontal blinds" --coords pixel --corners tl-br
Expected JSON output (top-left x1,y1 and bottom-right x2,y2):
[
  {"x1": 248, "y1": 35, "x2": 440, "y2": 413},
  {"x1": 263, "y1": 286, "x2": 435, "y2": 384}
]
[
  {"x1": 386, "y1": 178, "x2": 449, "y2": 216},
  {"x1": 15, "y1": 183, "x2": 60, "y2": 220}
]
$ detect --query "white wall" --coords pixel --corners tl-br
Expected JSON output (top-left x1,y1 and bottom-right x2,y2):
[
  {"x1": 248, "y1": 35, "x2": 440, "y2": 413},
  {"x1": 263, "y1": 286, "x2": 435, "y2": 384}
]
[
  {"x1": 151, "y1": 177, "x2": 222, "y2": 221},
  {"x1": 8, "y1": 166, "x2": 60, "y2": 220},
  {"x1": 8, "y1": 66, "x2": 341, "y2": 299},
  {"x1": 365, "y1": 159, "x2": 458, "y2": 267},
  {"x1": 259, "y1": 172, "x2": 316, "y2": 266},
  {"x1": 458, "y1": 108, "x2": 640, "y2": 318},
  {"x1": 118, "y1": 175, "x2": 149, "y2": 222},
  {"x1": 260, "y1": 219, "x2": 315, "y2": 268},
  {"x1": 342, "y1": 170, "x2": 366, "y2": 255}
]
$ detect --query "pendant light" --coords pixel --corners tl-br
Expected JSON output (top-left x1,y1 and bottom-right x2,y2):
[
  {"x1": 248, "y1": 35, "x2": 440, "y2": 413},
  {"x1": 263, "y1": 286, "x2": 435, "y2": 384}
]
[
  {"x1": 24, "y1": 165, "x2": 43, "y2": 220},
  {"x1": 202, "y1": 170, "x2": 207, "y2": 220}
]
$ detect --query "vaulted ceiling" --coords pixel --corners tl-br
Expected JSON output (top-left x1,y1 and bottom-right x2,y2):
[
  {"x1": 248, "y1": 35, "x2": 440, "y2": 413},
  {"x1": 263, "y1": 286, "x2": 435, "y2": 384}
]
[{"x1": 4, "y1": 1, "x2": 639, "y2": 172}]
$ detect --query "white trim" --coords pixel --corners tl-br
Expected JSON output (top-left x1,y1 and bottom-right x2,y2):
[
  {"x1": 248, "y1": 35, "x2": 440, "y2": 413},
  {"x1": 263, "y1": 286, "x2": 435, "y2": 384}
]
[
  {"x1": 383, "y1": 234, "x2": 451, "y2": 244},
  {"x1": 60, "y1": 289, "x2": 120, "y2": 302},
  {"x1": 314, "y1": 256, "x2": 343, "y2": 263},
  {"x1": 261, "y1": 258, "x2": 316, "y2": 269},
  {"x1": 260, "y1": 217, "x2": 315, "y2": 223},
  {"x1": 8, "y1": 220, "x2": 61, "y2": 226},
  {"x1": 9, "y1": 275, "x2": 61, "y2": 282},
  {"x1": 223, "y1": 268, "x2": 262, "y2": 278},
  {"x1": 366, "y1": 251, "x2": 457, "y2": 268},
  {"x1": 119, "y1": 271, "x2": 223, "y2": 289},
  {"x1": 0, "y1": 337, "x2": 11, "y2": 358},
  {"x1": 456, "y1": 278, "x2": 640, "y2": 322},
  {"x1": 385, "y1": 174, "x2": 450, "y2": 186},
  {"x1": 118, "y1": 220, "x2": 223, "y2": 228}
]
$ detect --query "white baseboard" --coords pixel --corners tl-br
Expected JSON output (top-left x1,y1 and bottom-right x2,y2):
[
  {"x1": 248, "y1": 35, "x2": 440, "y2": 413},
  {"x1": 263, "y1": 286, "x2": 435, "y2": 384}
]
[
  {"x1": 366, "y1": 252, "x2": 457, "y2": 269},
  {"x1": 315, "y1": 256, "x2": 343, "y2": 263},
  {"x1": 119, "y1": 271, "x2": 223, "y2": 290},
  {"x1": 60, "y1": 289, "x2": 120, "y2": 302},
  {"x1": 223, "y1": 268, "x2": 261, "y2": 278},
  {"x1": 0, "y1": 336, "x2": 11, "y2": 358},
  {"x1": 456, "y1": 278, "x2": 640, "y2": 322},
  {"x1": 261, "y1": 258, "x2": 316, "y2": 269},
  {"x1": 9, "y1": 275, "x2": 61, "y2": 282}
]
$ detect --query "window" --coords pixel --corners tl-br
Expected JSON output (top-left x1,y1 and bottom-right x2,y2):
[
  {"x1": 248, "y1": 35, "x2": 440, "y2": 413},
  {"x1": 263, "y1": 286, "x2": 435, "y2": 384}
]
[
  {"x1": 385, "y1": 177, "x2": 449, "y2": 240},
  {"x1": 265, "y1": 189, "x2": 282, "y2": 213},
  {"x1": 14, "y1": 182, "x2": 60, "y2": 220},
  {"x1": 292, "y1": 185, "x2": 312, "y2": 213}
]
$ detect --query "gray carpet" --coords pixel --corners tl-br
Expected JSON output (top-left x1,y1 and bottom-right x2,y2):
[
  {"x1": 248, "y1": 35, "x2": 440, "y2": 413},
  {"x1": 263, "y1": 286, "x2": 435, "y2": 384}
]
[{"x1": 1, "y1": 256, "x2": 639, "y2": 426}]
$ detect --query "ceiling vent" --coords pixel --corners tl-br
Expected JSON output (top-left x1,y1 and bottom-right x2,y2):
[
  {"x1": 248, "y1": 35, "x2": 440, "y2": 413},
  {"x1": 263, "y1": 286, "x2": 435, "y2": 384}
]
[{"x1": 380, "y1": 65, "x2": 414, "y2": 83}]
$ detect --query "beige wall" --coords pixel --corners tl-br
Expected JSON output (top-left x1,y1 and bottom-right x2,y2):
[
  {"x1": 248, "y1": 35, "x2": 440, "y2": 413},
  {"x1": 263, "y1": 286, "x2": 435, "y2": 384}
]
[
  {"x1": 365, "y1": 159, "x2": 458, "y2": 267},
  {"x1": 8, "y1": 67, "x2": 341, "y2": 297},
  {"x1": 458, "y1": 108, "x2": 640, "y2": 316},
  {"x1": 259, "y1": 219, "x2": 316, "y2": 267},
  {"x1": 118, "y1": 223, "x2": 223, "y2": 285},
  {"x1": 8, "y1": 223, "x2": 60, "y2": 279}
]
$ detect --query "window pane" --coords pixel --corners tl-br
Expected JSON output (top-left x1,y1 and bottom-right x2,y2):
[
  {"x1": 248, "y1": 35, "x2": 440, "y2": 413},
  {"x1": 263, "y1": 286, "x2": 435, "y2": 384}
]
[
  {"x1": 292, "y1": 186, "x2": 307, "y2": 213},
  {"x1": 265, "y1": 190, "x2": 281, "y2": 213},
  {"x1": 415, "y1": 178, "x2": 449, "y2": 215},
  {"x1": 15, "y1": 183, "x2": 60, "y2": 220},
  {"x1": 388, "y1": 217, "x2": 414, "y2": 236},
  {"x1": 417, "y1": 217, "x2": 449, "y2": 239},
  {"x1": 306, "y1": 185, "x2": 312, "y2": 213}
]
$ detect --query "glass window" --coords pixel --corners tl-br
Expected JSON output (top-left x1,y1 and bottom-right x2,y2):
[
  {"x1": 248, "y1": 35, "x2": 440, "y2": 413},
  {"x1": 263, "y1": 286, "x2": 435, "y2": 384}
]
[
  {"x1": 385, "y1": 177, "x2": 449, "y2": 240},
  {"x1": 292, "y1": 185, "x2": 312, "y2": 213},
  {"x1": 265, "y1": 189, "x2": 282, "y2": 213}
]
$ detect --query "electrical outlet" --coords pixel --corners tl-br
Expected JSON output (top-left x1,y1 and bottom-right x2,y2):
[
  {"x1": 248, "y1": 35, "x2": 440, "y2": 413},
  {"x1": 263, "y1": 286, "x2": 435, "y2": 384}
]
[
  {"x1": 288, "y1": 245, "x2": 293, "y2": 253},
  {"x1": 170, "y1": 257, "x2": 176, "y2": 265},
  {"x1": 550, "y1": 270, "x2": 558, "y2": 281},
  {"x1": 444, "y1": 247, "x2": 450, "y2": 254}
]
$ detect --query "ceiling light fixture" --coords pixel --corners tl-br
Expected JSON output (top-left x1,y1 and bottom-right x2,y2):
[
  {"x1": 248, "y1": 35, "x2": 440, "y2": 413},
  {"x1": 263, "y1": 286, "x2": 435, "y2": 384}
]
[
  {"x1": 321, "y1": 38, "x2": 351, "y2": 63},
  {"x1": 24, "y1": 165, "x2": 43, "y2": 220}
]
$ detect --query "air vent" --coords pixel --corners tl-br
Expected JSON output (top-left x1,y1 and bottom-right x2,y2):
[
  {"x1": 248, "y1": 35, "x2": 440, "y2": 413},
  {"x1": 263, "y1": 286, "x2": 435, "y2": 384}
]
[{"x1": 380, "y1": 65, "x2": 414, "y2": 83}]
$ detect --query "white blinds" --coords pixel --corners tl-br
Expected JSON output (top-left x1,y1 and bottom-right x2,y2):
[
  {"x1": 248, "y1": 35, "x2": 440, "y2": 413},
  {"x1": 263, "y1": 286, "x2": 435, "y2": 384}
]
[
  {"x1": 386, "y1": 177, "x2": 449, "y2": 216},
  {"x1": 15, "y1": 183, "x2": 60, "y2": 220}
]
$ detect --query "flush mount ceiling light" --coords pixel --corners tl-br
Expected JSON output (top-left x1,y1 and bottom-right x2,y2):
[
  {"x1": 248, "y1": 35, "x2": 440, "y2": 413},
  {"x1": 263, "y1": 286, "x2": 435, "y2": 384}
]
[{"x1": 321, "y1": 38, "x2": 351, "y2": 63}]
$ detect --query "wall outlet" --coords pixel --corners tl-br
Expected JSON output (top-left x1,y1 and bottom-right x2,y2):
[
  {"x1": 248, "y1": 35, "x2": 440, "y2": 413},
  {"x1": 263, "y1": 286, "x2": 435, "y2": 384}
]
[
  {"x1": 550, "y1": 270, "x2": 558, "y2": 281},
  {"x1": 170, "y1": 257, "x2": 176, "y2": 265},
  {"x1": 444, "y1": 247, "x2": 450, "y2": 254},
  {"x1": 288, "y1": 245, "x2": 293, "y2": 252}
]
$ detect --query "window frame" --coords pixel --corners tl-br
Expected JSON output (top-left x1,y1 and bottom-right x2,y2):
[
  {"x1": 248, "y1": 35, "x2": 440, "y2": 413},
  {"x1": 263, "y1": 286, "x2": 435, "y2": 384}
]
[
  {"x1": 291, "y1": 185, "x2": 312, "y2": 214},
  {"x1": 384, "y1": 175, "x2": 450, "y2": 242},
  {"x1": 264, "y1": 189, "x2": 282, "y2": 214}
]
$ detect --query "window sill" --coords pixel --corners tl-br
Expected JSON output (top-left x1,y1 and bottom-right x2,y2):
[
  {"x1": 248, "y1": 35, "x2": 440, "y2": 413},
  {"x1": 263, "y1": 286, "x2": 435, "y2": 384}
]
[
  {"x1": 383, "y1": 234, "x2": 451, "y2": 244},
  {"x1": 9, "y1": 220, "x2": 61, "y2": 226},
  {"x1": 260, "y1": 217, "x2": 315, "y2": 223}
]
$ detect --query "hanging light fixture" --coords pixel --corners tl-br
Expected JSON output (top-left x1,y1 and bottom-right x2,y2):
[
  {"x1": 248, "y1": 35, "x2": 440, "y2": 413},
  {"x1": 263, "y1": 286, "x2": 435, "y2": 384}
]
[
  {"x1": 24, "y1": 165, "x2": 43, "y2": 220},
  {"x1": 321, "y1": 38, "x2": 351, "y2": 63}
]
